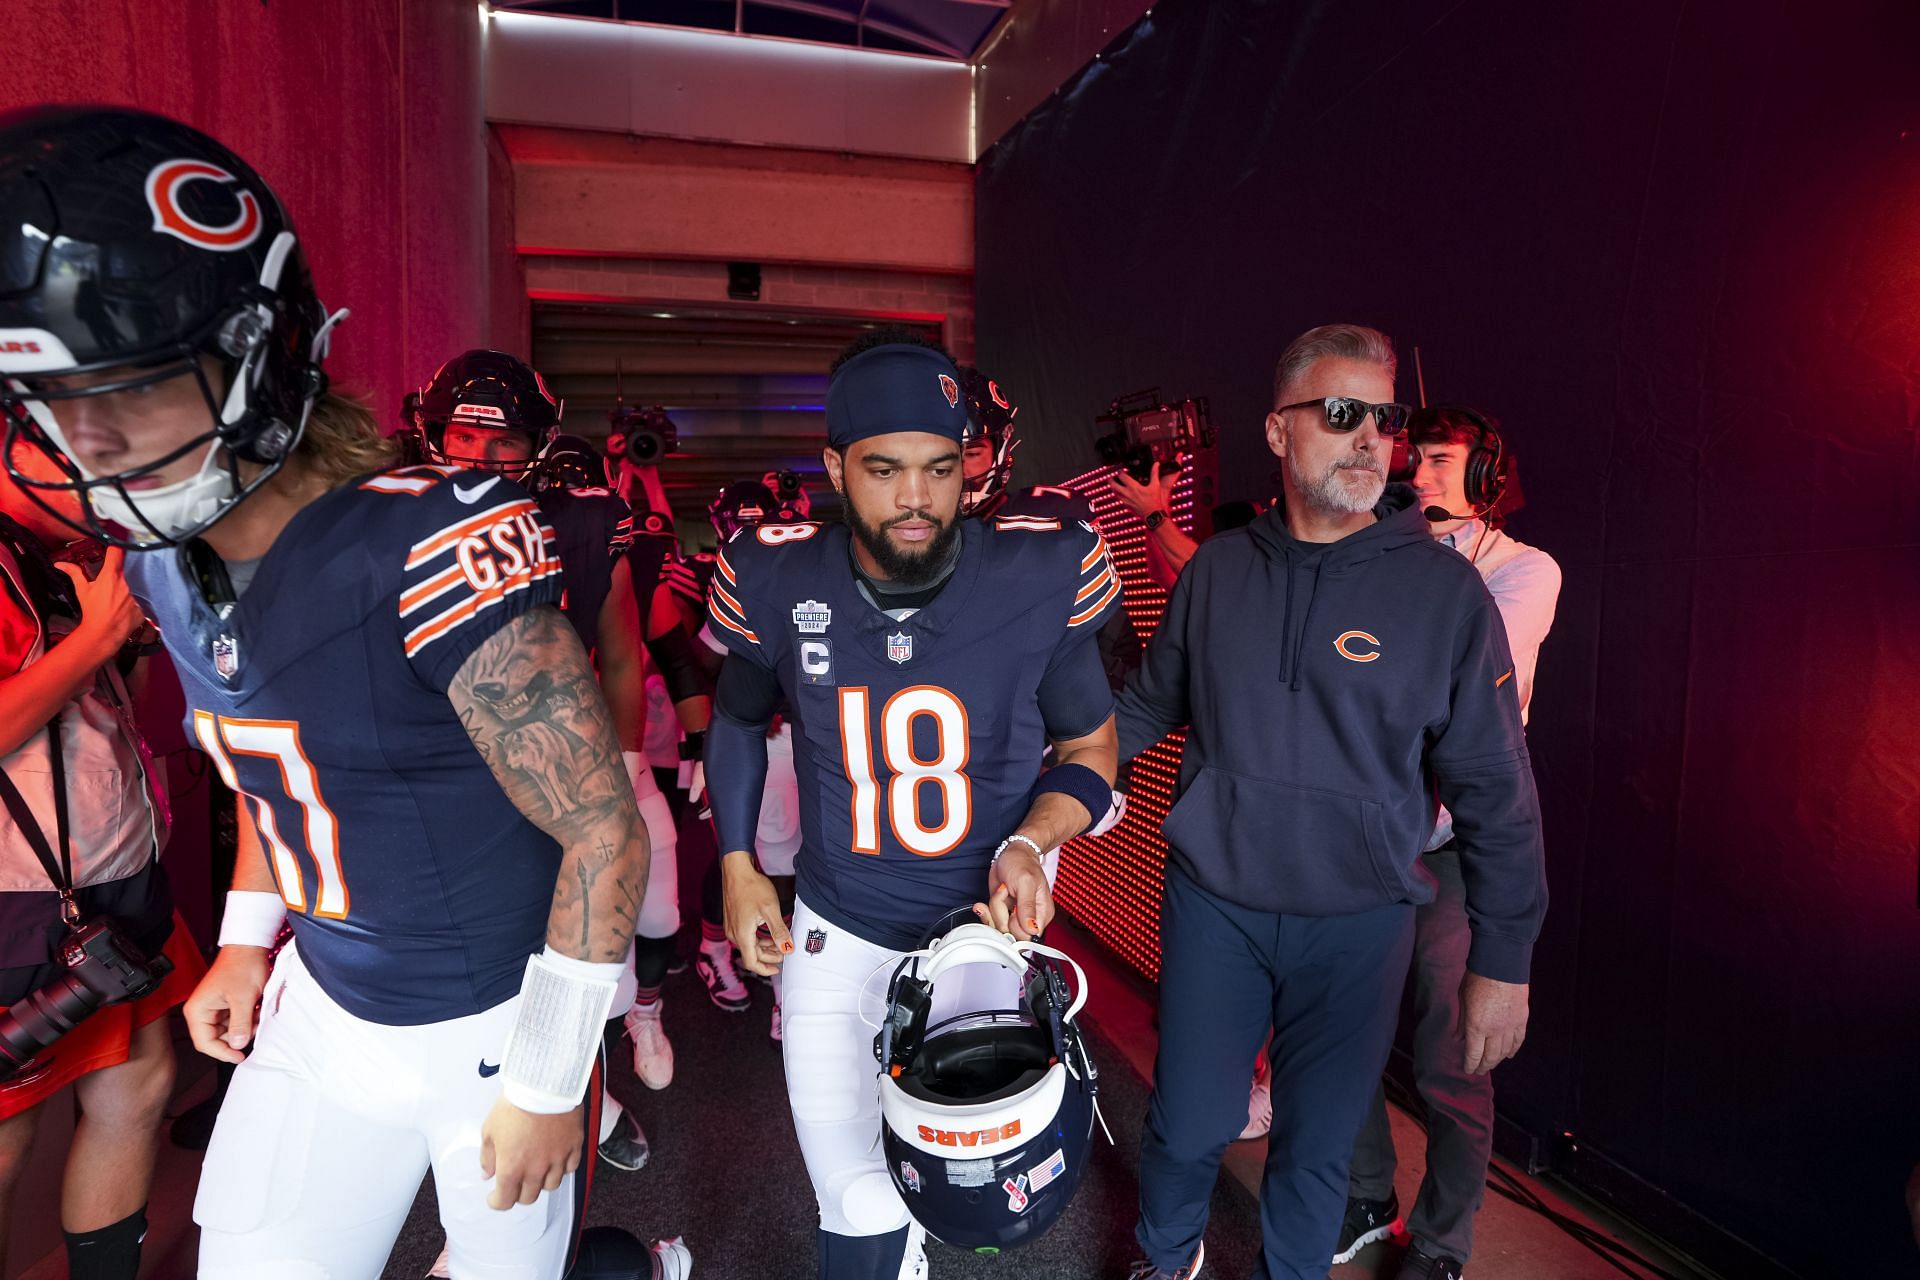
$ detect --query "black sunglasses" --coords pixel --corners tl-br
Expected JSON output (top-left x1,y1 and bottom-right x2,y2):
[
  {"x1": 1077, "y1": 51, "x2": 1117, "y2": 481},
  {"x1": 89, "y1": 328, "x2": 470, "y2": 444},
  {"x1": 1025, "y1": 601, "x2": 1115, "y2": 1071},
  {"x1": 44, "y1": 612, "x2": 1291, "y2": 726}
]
[{"x1": 1278, "y1": 396, "x2": 1411, "y2": 437}]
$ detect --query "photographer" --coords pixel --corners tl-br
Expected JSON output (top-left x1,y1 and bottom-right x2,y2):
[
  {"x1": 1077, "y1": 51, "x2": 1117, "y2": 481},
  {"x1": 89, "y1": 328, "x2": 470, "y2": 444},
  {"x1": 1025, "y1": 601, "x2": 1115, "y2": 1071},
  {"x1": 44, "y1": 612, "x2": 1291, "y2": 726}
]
[
  {"x1": 1108, "y1": 461, "x2": 1200, "y2": 588},
  {"x1": 0, "y1": 453, "x2": 201, "y2": 1280}
]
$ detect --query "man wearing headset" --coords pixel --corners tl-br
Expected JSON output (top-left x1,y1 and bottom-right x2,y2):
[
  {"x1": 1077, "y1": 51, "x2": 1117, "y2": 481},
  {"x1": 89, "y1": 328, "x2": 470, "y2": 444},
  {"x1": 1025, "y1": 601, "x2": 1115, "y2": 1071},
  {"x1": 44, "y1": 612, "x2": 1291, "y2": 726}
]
[{"x1": 1337, "y1": 405, "x2": 1562, "y2": 1279}]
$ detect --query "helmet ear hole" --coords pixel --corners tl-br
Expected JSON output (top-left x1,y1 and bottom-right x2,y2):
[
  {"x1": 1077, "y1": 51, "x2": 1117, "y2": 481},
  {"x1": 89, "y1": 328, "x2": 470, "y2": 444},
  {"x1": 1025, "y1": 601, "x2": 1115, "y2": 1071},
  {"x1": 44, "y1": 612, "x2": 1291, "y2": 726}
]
[{"x1": 223, "y1": 414, "x2": 293, "y2": 465}]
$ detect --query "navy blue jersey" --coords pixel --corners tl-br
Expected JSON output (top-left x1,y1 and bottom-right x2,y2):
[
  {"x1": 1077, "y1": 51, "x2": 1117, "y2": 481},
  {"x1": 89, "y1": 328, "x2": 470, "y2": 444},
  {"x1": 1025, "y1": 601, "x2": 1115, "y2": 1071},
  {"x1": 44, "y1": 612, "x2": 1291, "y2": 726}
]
[
  {"x1": 985, "y1": 484, "x2": 1097, "y2": 527},
  {"x1": 126, "y1": 465, "x2": 565, "y2": 1025},
  {"x1": 538, "y1": 486, "x2": 629, "y2": 653},
  {"x1": 666, "y1": 551, "x2": 715, "y2": 612},
  {"x1": 705, "y1": 518, "x2": 1121, "y2": 948},
  {"x1": 621, "y1": 505, "x2": 677, "y2": 613}
]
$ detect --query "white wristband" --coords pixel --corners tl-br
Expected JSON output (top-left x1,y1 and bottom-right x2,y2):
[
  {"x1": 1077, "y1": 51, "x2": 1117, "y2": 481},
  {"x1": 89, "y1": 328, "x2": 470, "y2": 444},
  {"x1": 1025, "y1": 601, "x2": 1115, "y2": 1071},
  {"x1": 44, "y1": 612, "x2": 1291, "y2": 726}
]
[
  {"x1": 500, "y1": 947, "x2": 623, "y2": 1114},
  {"x1": 217, "y1": 890, "x2": 287, "y2": 949},
  {"x1": 994, "y1": 833, "x2": 1045, "y2": 865},
  {"x1": 623, "y1": 750, "x2": 663, "y2": 803}
]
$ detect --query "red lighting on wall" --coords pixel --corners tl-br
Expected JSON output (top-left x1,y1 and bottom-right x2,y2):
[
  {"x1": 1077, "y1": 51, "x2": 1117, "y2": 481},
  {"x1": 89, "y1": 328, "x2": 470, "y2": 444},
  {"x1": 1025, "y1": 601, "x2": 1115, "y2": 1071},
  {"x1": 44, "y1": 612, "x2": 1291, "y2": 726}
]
[{"x1": 1052, "y1": 460, "x2": 1211, "y2": 982}]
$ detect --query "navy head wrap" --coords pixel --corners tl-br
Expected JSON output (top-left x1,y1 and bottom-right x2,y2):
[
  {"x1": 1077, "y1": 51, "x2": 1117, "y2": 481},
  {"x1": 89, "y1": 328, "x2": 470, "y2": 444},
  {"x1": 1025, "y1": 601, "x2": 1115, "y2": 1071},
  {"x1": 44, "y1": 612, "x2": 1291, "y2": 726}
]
[{"x1": 825, "y1": 344, "x2": 970, "y2": 449}]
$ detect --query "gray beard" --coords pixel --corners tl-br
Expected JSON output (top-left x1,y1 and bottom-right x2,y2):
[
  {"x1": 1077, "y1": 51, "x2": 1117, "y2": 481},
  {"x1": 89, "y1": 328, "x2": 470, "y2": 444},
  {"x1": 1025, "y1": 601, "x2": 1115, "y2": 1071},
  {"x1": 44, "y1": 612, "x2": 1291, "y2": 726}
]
[{"x1": 1288, "y1": 452, "x2": 1385, "y2": 516}]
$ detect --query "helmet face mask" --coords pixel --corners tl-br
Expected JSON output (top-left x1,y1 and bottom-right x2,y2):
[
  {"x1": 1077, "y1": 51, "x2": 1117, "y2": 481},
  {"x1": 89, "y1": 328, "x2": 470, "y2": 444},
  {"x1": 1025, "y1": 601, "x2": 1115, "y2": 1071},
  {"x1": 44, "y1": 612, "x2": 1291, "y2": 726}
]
[
  {"x1": 958, "y1": 367, "x2": 1019, "y2": 516},
  {"x1": 6, "y1": 353, "x2": 255, "y2": 546},
  {"x1": 530, "y1": 433, "x2": 605, "y2": 493},
  {"x1": 876, "y1": 922, "x2": 1101, "y2": 1253},
  {"x1": 708, "y1": 478, "x2": 788, "y2": 543},
  {"x1": 427, "y1": 419, "x2": 541, "y2": 479},
  {"x1": 413, "y1": 349, "x2": 562, "y2": 484},
  {"x1": 0, "y1": 108, "x2": 334, "y2": 548}
]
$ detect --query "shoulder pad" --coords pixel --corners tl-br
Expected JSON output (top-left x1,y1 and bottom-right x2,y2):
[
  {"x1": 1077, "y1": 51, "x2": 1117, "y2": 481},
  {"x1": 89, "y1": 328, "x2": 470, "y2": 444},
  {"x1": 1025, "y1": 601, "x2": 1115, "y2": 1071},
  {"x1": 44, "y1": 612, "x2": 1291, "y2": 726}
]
[{"x1": 356, "y1": 464, "x2": 464, "y2": 497}]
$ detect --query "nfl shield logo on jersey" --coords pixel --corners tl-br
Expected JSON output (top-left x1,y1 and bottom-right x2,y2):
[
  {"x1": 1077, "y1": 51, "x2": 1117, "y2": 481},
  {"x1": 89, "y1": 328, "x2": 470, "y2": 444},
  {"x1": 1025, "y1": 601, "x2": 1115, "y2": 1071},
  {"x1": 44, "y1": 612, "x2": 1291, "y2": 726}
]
[
  {"x1": 211, "y1": 634, "x2": 240, "y2": 682},
  {"x1": 887, "y1": 632, "x2": 913, "y2": 664},
  {"x1": 899, "y1": 1161, "x2": 923, "y2": 1194}
]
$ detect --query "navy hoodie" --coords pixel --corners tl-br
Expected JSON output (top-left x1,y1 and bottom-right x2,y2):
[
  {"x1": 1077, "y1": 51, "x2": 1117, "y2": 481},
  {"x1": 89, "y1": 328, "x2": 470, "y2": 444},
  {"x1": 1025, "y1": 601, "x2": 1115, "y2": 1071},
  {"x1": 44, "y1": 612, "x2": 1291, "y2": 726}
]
[{"x1": 1114, "y1": 485, "x2": 1547, "y2": 983}]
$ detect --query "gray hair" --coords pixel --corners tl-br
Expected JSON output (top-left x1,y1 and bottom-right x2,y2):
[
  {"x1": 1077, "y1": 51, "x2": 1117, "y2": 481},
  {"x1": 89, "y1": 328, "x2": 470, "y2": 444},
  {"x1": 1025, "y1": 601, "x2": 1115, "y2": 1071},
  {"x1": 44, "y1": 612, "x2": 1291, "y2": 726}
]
[{"x1": 1272, "y1": 324, "x2": 1398, "y2": 407}]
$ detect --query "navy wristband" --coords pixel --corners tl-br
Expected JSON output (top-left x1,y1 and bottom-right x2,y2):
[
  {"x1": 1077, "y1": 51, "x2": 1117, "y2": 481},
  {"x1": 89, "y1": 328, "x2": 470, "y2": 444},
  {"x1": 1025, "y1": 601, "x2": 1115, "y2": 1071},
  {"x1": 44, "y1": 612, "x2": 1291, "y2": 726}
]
[{"x1": 1032, "y1": 761, "x2": 1113, "y2": 836}]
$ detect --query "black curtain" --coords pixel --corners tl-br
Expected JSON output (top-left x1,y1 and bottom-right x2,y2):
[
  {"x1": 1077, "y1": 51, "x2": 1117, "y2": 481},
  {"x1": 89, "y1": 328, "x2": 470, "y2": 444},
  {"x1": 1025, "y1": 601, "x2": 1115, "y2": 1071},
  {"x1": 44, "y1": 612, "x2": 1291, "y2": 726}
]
[{"x1": 975, "y1": 0, "x2": 1920, "y2": 1272}]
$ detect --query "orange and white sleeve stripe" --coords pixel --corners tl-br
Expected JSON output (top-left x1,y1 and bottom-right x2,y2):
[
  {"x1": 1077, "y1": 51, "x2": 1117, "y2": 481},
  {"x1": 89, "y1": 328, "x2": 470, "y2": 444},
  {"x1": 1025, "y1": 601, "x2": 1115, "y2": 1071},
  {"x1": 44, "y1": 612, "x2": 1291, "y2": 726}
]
[
  {"x1": 1068, "y1": 529, "x2": 1122, "y2": 628},
  {"x1": 399, "y1": 498, "x2": 563, "y2": 659},
  {"x1": 704, "y1": 546, "x2": 761, "y2": 648}
]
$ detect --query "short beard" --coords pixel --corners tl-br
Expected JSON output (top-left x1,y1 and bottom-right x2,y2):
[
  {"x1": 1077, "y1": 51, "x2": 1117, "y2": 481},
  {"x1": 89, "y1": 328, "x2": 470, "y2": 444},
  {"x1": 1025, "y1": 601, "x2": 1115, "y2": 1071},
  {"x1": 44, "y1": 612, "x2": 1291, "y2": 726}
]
[
  {"x1": 1288, "y1": 451, "x2": 1385, "y2": 516},
  {"x1": 845, "y1": 502, "x2": 961, "y2": 587}
]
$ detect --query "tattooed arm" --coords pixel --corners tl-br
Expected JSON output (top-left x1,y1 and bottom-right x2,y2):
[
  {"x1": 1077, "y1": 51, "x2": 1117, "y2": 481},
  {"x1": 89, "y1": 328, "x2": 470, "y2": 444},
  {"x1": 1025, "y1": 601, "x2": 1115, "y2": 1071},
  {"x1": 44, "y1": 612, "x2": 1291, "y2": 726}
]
[{"x1": 448, "y1": 604, "x2": 649, "y2": 964}]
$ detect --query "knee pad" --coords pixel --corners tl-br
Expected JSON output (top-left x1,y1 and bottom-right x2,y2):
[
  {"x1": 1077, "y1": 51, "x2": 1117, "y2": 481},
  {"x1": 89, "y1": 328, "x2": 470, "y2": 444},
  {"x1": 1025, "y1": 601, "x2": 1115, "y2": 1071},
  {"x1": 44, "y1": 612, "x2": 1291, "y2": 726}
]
[
  {"x1": 437, "y1": 1178, "x2": 570, "y2": 1280},
  {"x1": 838, "y1": 1169, "x2": 911, "y2": 1236}
]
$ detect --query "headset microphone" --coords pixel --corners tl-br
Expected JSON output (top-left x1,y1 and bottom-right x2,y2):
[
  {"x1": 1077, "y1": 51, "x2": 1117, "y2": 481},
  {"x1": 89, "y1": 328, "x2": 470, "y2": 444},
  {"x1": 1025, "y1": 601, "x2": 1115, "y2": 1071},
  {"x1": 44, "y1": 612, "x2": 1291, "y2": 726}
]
[{"x1": 1424, "y1": 505, "x2": 1478, "y2": 522}]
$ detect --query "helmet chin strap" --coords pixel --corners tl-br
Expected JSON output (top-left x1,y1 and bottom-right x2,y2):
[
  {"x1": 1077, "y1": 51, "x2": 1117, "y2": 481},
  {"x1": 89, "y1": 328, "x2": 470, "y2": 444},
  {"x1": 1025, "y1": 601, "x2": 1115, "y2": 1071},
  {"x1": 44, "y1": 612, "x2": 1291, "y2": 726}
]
[
  {"x1": 20, "y1": 398, "x2": 238, "y2": 546},
  {"x1": 91, "y1": 437, "x2": 239, "y2": 545}
]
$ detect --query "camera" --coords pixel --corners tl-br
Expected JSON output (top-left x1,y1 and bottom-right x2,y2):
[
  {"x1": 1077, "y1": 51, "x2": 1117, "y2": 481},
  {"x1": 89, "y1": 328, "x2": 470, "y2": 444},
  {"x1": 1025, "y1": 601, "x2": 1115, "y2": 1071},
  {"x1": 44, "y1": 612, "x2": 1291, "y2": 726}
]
[
  {"x1": 1093, "y1": 391, "x2": 1214, "y2": 482},
  {"x1": 606, "y1": 406, "x2": 678, "y2": 468},
  {"x1": 0, "y1": 917, "x2": 173, "y2": 1081},
  {"x1": 768, "y1": 469, "x2": 803, "y2": 504}
]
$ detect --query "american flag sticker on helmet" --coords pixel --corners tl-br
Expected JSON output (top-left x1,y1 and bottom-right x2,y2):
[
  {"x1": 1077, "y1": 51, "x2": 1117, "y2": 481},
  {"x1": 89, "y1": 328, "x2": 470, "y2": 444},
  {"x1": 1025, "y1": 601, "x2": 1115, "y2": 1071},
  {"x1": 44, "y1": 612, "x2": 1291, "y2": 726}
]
[{"x1": 1027, "y1": 1148, "x2": 1067, "y2": 1193}]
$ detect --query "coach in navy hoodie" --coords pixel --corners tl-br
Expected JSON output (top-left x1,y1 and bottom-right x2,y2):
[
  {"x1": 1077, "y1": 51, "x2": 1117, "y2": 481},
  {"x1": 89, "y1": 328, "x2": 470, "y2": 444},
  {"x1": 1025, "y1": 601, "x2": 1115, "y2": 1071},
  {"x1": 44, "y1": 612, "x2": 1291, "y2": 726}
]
[{"x1": 1117, "y1": 324, "x2": 1546, "y2": 1280}]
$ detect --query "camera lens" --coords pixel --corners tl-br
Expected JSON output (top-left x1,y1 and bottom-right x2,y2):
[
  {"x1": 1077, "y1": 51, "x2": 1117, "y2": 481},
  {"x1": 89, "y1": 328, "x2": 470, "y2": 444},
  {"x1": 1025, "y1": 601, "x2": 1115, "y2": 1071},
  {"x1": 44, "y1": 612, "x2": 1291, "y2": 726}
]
[{"x1": 0, "y1": 971, "x2": 98, "y2": 1080}]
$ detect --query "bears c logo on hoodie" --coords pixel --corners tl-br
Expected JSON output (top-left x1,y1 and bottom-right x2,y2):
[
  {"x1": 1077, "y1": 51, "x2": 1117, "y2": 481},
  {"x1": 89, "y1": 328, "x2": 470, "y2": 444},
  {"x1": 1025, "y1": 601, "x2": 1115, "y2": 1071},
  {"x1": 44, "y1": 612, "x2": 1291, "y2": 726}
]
[{"x1": 1334, "y1": 630, "x2": 1381, "y2": 662}]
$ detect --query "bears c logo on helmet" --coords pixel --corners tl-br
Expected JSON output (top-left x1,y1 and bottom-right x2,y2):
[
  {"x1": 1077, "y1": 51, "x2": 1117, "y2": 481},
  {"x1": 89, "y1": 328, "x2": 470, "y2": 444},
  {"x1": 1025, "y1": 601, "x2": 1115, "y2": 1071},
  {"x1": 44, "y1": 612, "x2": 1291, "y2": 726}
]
[{"x1": 144, "y1": 159, "x2": 263, "y2": 252}]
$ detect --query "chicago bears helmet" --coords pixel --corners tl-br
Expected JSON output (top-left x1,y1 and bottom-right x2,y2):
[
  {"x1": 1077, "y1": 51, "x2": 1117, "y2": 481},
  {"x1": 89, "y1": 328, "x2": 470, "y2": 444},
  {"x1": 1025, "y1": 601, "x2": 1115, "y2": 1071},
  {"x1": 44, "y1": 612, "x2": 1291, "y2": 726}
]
[
  {"x1": 0, "y1": 106, "x2": 340, "y2": 546},
  {"x1": 414, "y1": 349, "x2": 561, "y2": 482},
  {"x1": 533, "y1": 432, "x2": 605, "y2": 494},
  {"x1": 875, "y1": 921, "x2": 1103, "y2": 1253},
  {"x1": 957, "y1": 366, "x2": 1018, "y2": 517},
  {"x1": 708, "y1": 477, "x2": 803, "y2": 544}
]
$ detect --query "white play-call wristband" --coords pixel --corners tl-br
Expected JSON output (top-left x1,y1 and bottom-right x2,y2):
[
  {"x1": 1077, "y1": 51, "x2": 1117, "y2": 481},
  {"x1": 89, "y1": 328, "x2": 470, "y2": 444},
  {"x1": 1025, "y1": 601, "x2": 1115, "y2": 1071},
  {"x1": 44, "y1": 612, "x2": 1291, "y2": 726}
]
[
  {"x1": 500, "y1": 947, "x2": 624, "y2": 1115},
  {"x1": 217, "y1": 890, "x2": 287, "y2": 949}
]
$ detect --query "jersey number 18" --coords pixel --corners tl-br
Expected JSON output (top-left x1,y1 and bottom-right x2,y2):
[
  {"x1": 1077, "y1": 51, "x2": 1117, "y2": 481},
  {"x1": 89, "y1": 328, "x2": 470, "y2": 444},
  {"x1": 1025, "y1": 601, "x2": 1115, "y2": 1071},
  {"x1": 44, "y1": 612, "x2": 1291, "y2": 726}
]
[{"x1": 839, "y1": 685, "x2": 971, "y2": 858}]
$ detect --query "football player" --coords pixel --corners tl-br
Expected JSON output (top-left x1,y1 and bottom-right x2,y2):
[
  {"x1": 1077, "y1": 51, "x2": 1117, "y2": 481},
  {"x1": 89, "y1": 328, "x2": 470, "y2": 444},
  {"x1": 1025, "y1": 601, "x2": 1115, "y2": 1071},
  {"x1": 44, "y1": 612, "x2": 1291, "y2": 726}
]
[
  {"x1": 413, "y1": 356, "x2": 694, "y2": 1103},
  {"x1": 688, "y1": 480, "x2": 803, "y2": 1038},
  {"x1": 957, "y1": 368, "x2": 1144, "y2": 697},
  {"x1": 703, "y1": 328, "x2": 1123, "y2": 1278},
  {"x1": 0, "y1": 108, "x2": 687, "y2": 1279},
  {"x1": 955, "y1": 365, "x2": 1092, "y2": 529}
]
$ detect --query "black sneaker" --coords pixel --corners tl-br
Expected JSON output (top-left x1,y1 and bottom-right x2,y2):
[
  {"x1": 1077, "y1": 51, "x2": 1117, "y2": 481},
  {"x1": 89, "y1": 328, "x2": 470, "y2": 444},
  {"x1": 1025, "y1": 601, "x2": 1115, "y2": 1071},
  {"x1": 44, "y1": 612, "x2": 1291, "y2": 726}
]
[
  {"x1": 1398, "y1": 1245, "x2": 1464, "y2": 1279},
  {"x1": 596, "y1": 1110, "x2": 651, "y2": 1172},
  {"x1": 1331, "y1": 1190, "x2": 1402, "y2": 1264}
]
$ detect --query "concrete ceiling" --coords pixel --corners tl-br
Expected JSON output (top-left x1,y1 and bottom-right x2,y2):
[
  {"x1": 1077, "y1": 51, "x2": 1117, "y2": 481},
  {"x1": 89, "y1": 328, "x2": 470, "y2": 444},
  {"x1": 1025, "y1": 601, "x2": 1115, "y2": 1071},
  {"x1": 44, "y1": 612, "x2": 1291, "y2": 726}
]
[{"x1": 530, "y1": 301, "x2": 945, "y2": 532}]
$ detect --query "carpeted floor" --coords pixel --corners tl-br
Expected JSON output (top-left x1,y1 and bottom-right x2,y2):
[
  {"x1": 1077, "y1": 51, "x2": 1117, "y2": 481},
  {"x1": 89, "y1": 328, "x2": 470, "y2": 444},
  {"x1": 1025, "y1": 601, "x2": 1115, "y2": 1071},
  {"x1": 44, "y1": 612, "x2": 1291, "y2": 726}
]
[{"x1": 378, "y1": 966, "x2": 1262, "y2": 1279}]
